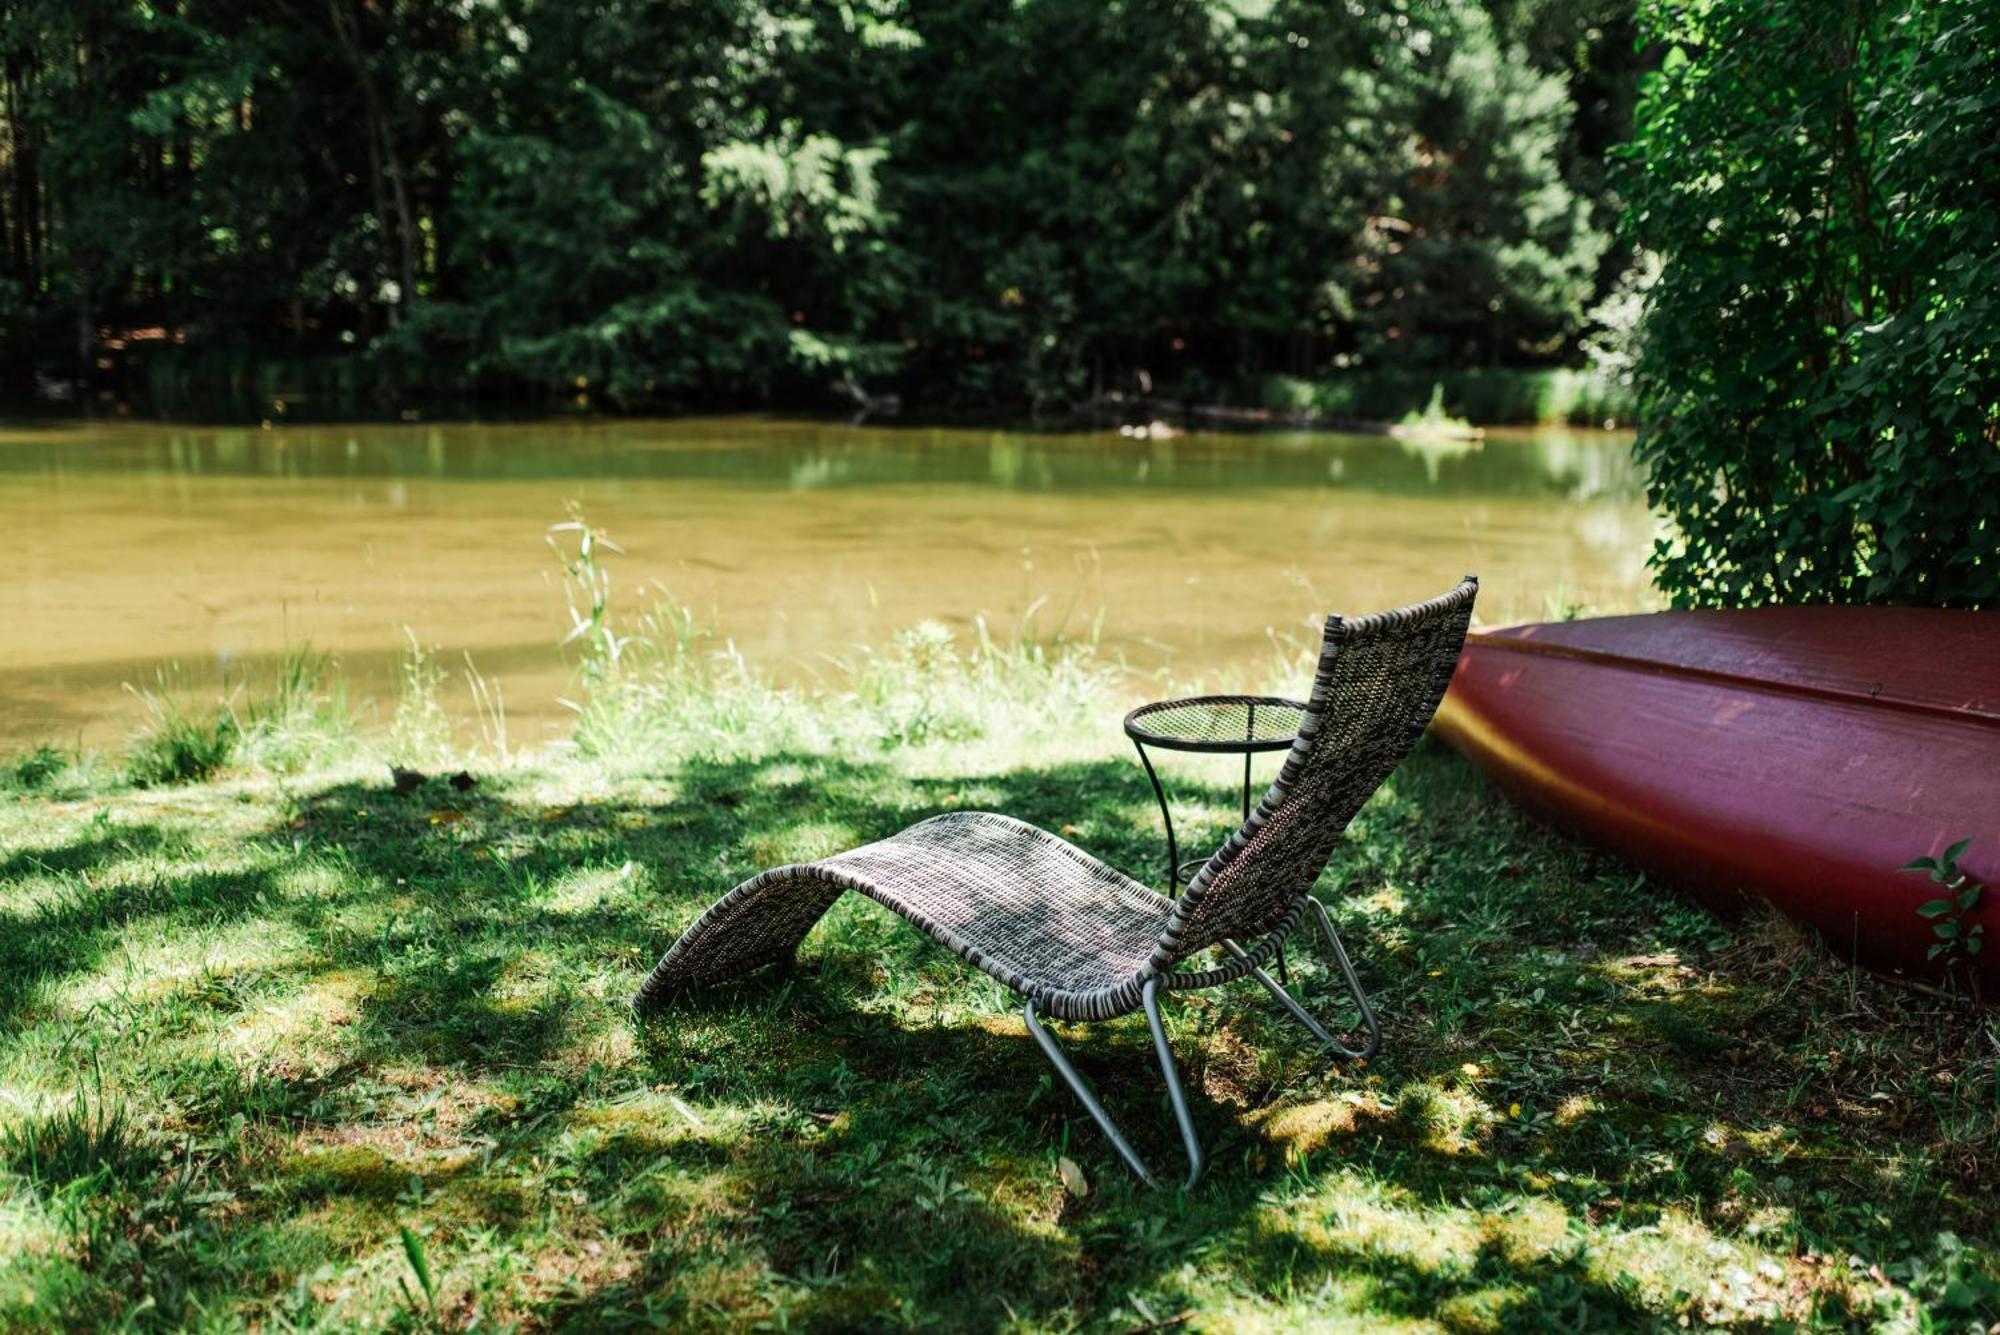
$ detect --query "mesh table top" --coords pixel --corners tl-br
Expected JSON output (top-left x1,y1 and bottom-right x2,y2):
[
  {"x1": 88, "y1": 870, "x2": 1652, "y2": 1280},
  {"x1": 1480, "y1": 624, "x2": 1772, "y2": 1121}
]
[{"x1": 1122, "y1": 695, "x2": 1308, "y2": 753}]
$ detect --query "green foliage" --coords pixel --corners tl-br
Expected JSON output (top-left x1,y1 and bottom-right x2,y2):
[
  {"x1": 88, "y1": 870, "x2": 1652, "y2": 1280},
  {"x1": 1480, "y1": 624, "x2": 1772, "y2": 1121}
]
[
  {"x1": 1396, "y1": 382, "x2": 1478, "y2": 436},
  {"x1": 1343, "y1": 2, "x2": 1608, "y2": 367},
  {"x1": 1906, "y1": 837, "x2": 1985, "y2": 975},
  {"x1": 0, "y1": 0, "x2": 1632, "y2": 412},
  {"x1": 1264, "y1": 363, "x2": 1635, "y2": 424},
  {"x1": 1625, "y1": 0, "x2": 2000, "y2": 608}
]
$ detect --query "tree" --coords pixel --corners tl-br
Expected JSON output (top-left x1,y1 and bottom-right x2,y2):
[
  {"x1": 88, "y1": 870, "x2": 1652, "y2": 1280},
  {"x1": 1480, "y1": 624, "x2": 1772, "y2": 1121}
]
[
  {"x1": 0, "y1": 0, "x2": 1633, "y2": 413},
  {"x1": 1342, "y1": 0, "x2": 1607, "y2": 367},
  {"x1": 1625, "y1": 0, "x2": 1999, "y2": 608}
]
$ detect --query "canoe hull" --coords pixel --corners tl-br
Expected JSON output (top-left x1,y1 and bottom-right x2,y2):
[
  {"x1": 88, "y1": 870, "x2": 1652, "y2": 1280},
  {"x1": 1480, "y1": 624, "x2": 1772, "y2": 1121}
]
[{"x1": 1432, "y1": 607, "x2": 2000, "y2": 991}]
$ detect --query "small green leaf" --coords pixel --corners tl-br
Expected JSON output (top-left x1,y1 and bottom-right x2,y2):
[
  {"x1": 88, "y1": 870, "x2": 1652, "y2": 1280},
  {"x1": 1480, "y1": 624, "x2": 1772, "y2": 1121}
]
[
  {"x1": 1943, "y1": 836, "x2": 1973, "y2": 864},
  {"x1": 1955, "y1": 885, "x2": 1983, "y2": 911},
  {"x1": 1917, "y1": 899, "x2": 1954, "y2": 918},
  {"x1": 400, "y1": 1226, "x2": 436, "y2": 1309},
  {"x1": 1902, "y1": 857, "x2": 1938, "y2": 873}
]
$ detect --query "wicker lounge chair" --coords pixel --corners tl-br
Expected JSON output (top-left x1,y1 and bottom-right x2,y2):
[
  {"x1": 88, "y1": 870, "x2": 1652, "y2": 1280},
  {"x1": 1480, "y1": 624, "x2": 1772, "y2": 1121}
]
[{"x1": 634, "y1": 576, "x2": 1477, "y2": 1187}]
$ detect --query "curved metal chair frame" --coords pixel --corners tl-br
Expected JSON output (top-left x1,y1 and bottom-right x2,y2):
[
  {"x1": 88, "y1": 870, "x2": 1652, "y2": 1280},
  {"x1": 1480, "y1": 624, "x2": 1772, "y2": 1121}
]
[{"x1": 634, "y1": 577, "x2": 1477, "y2": 1188}]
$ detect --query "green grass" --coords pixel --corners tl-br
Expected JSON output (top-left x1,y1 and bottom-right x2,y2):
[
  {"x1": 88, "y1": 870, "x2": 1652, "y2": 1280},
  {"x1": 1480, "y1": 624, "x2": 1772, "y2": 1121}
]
[
  {"x1": 124, "y1": 648, "x2": 356, "y2": 789},
  {"x1": 4, "y1": 722, "x2": 1999, "y2": 1330},
  {"x1": 3, "y1": 545, "x2": 1997, "y2": 1329}
]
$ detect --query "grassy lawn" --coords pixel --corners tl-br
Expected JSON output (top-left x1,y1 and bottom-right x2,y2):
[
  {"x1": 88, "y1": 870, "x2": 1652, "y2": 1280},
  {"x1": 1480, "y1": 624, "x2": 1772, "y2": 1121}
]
[{"x1": 3, "y1": 603, "x2": 1998, "y2": 1332}]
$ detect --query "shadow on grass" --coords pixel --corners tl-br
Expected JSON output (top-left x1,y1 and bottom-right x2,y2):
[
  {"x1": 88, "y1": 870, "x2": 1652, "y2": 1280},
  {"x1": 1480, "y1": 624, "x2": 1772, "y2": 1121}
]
[{"x1": 0, "y1": 739, "x2": 1991, "y2": 1328}]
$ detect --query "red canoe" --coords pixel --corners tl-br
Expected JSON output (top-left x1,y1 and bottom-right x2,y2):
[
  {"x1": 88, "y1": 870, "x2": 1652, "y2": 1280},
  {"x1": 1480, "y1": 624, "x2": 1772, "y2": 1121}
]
[{"x1": 1432, "y1": 606, "x2": 2000, "y2": 991}]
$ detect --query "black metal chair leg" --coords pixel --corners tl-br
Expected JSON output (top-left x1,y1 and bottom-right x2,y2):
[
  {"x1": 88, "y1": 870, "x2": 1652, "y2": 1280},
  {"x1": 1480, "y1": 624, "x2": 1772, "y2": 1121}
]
[
  {"x1": 1023, "y1": 977, "x2": 1205, "y2": 1190},
  {"x1": 1141, "y1": 977, "x2": 1205, "y2": 1189},
  {"x1": 1307, "y1": 896, "x2": 1382, "y2": 1059},
  {"x1": 1224, "y1": 898, "x2": 1380, "y2": 1061}
]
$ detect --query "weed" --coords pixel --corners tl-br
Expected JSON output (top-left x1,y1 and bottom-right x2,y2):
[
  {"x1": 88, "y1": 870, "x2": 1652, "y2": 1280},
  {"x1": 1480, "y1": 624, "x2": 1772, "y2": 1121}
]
[
  {"x1": 1908, "y1": 837, "x2": 1986, "y2": 980},
  {"x1": 397, "y1": 1225, "x2": 440, "y2": 1324},
  {"x1": 392, "y1": 627, "x2": 453, "y2": 762},
  {"x1": 1, "y1": 1063, "x2": 147, "y2": 1194},
  {"x1": 125, "y1": 678, "x2": 240, "y2": 785},
  {"x1": 239, "y1": 645, "x2": 355, "y2": 772},
  {"x1": 5, "y1": 742, "x2": 79, "y2": 792}
]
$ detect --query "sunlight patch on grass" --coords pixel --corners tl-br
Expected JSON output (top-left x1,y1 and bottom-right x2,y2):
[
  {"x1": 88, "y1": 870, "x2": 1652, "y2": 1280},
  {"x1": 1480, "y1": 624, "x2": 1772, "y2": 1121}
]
[
  {"x1": 0, "y1": 1245, "x2": 87, "y2": 1333},
  {"x1": 1586, "y1": 1208, "x2": 1788, "y2": 1322},
  {"x1": 1478, "y1": 1197, "x2": 1572, "y2": 1268},
  {"x1": 1554, "y1": 1093, "x2": 1598, "y2": 1126},
  {"x1": 1433, "y1": 1284, "x2": 1531, "y2": 1334},
  {"x1": 1199, "y1": 1284, "x2": 1439, "y2": 1334},
  {"x1": 212, "y1": 969, "x2": 368, "y2": 1059},
  {"x1": 742, "y1": 818, "x2": 861, "y2": 867},
  {"x1": 567, "y1": 1093, "x2": 708, "y2": 1148},
  {"x1": 1389, "y1": 1079, "x2": 1493, "y2": 1156},
  {"x1": 1296, "y1": 1174, "x2": 1487, "y2": 1274},
  {"x1": 55, "y1": 914, "x2": 312, "y2": 1017},
  {"x1": 272, "y1": 856, "x2": 358, "y2": 903},
  {"x1": 1252, "y1": 1095, "x2": 1368, "y2": 1158},
  {"x1": 0, "y1": 1189, "x2": 64, "y2": 1271},
  {"x1": 1355, "y1": 882, "x2": 1409, "y2": 918}
]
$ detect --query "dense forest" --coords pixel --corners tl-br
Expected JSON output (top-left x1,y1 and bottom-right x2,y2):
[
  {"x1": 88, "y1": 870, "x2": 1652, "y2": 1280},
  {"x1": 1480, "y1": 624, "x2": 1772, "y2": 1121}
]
[{"x1": 0, "y1": 0, "x2": 1645, "y2": 413}]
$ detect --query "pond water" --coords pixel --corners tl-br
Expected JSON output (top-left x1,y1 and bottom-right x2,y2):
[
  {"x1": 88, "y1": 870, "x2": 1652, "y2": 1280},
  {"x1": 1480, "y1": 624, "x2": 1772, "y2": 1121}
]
[{"x1": 0, "y1": 416, "x2": 1656, "y2": 751}]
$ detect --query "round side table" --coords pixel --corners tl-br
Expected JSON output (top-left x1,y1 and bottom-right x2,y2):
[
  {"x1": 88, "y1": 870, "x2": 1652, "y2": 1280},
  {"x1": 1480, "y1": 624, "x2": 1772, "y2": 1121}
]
[{"x1": 1121, "y1": 695, "x2": 1307, "y2": 891}]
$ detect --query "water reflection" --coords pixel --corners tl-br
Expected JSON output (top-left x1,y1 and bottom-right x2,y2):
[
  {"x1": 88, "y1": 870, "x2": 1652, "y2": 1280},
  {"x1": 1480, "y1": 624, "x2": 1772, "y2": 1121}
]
[
  {"x1": 0, "y1": 417, "x2": 1642, "y2": 501},
  {"x1": 0, "y1": 416, "x2": 1656, "y2": 748}
]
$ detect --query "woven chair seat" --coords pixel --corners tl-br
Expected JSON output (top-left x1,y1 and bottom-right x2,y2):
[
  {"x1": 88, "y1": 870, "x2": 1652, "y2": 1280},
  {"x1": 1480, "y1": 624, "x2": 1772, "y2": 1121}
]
[{"x1": 635, "y1": 812, "x2": 1174, "y2": 1019}]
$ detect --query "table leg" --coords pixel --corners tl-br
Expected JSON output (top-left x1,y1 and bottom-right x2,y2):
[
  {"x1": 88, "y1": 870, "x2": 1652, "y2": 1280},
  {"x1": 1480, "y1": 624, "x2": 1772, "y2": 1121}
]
[
  {"x1": 1131, "y1": 738, "x2": 1180, "y2": 891},
  {"x1": 1242, "y1": 701, "x2": 1255, "y2": 822}
]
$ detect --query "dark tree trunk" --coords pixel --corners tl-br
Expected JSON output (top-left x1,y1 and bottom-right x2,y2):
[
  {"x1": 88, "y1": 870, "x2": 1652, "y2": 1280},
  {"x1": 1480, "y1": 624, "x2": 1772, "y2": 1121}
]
[
  {"x1": 5, "y1": 56, "x2": 41, "y2": 294},
  {"x1": 329, "y1": 0, "x2": 413, "y2": 328}
]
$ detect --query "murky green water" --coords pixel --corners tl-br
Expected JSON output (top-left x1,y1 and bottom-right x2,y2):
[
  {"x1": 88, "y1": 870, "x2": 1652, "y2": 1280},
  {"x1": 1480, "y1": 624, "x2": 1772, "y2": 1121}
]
[{"x1": 0, "y1": 415, "x2": 1656, "y2": 750}]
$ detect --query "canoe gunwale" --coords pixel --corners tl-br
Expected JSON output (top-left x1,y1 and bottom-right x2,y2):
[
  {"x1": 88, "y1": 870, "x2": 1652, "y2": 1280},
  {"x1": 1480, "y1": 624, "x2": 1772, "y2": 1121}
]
[{"x1": 1469, "y1": 631, "x2": 2000, "y2": 730}]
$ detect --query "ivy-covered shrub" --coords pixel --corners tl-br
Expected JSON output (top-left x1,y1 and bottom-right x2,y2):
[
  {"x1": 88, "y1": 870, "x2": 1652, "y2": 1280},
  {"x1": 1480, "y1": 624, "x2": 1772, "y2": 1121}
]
[{"x1": 1625, "y1": 0, "x2": 1999, "y2": 608}]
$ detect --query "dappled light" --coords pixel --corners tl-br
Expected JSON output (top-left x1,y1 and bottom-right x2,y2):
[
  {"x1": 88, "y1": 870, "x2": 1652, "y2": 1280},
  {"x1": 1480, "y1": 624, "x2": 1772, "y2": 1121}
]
[
  {"x1": 2, "y1": 0, "x2": 1995, "y2": 1324},
  {"x1": 4, "y1": 735, "x2": 1996, "y2": 1325}
]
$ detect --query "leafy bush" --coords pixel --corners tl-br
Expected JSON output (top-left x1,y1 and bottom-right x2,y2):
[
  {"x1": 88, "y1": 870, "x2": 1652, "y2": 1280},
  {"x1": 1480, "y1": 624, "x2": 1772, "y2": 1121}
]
[{"x1": 1625, "y1": 0, "x2": 2000, "y2": 608}]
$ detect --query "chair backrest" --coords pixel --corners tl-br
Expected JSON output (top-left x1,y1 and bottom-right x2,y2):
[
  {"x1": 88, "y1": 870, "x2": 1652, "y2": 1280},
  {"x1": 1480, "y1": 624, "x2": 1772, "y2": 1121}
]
[{"x1": 1146, "y1": 576, "x2": 1477, "y2": 971}]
